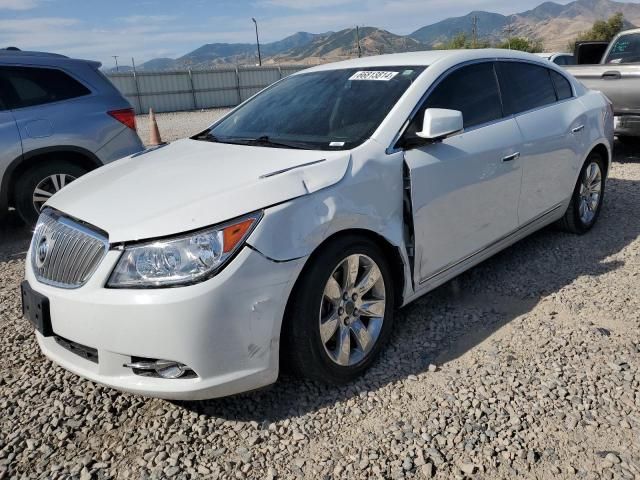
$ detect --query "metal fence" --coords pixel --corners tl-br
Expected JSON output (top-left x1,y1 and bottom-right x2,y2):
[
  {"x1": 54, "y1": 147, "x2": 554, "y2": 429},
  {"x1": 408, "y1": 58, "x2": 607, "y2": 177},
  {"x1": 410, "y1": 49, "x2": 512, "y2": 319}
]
[{"x1": 105, "y1": 65, "x2": 308, "y2": 114}]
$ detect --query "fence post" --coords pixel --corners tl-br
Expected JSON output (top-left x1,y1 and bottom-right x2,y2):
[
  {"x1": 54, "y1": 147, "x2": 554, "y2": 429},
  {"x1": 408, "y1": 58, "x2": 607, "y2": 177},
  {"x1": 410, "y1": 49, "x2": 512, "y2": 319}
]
[
  {"x1": 278, "y1": 66, "x2": 282, "y2": 79},
  {"x1": 187, "y1": 69, "x2": 197, "y2": 110},
  {"x1": 132, "y1": 71, "x2": 143, "y2": 114},
  {"x1": 235, "y1": 66, "x2": 242, "y2": 105}
]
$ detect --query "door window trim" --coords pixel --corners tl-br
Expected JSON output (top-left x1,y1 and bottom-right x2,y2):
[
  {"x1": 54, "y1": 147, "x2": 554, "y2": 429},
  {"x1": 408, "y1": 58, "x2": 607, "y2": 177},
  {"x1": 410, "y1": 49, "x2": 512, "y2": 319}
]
[
  {"x1": 495, "y1": 60, "x2": 576, "y2": 118},
  {"x1": 387, "y1": 58, "x2": 577, "y2": 154}
]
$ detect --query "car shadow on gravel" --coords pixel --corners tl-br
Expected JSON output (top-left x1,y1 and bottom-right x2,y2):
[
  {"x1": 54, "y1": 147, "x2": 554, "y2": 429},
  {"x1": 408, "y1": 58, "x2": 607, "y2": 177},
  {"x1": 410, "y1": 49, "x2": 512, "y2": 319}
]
[
  {"x1": 0, "y1": 212, "x2": 32, "y2": 263},
  {"x1": 179, "y1": 172, "x2": 640, "y2": 422}
]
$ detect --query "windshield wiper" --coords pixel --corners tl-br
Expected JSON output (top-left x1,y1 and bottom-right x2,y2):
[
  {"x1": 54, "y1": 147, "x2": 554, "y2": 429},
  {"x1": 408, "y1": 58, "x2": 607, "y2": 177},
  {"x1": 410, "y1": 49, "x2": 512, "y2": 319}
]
[
  {"x1": 225, "y1": 135, "x2": 312, "y2": 150},
  {"x1": 194, "y1": 131, "x2": 220, "y2": 143}
]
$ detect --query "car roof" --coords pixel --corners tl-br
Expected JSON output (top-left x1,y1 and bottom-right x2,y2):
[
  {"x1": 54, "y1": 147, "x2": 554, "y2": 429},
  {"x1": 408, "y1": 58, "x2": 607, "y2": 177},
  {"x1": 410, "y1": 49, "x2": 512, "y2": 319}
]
[
  {"x1": 301, "y1": 49, "x2": 563, "y2": 73},
  {"x1": 0, "y1": 49, "x2": 101, "y2": 69}
]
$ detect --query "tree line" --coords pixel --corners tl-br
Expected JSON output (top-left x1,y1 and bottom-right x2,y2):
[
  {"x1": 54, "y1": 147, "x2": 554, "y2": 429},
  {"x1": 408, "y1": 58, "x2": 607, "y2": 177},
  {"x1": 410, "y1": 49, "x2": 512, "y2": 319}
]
[{"x1": 440, "y1": 13, "x2": 625, "y2": 53}]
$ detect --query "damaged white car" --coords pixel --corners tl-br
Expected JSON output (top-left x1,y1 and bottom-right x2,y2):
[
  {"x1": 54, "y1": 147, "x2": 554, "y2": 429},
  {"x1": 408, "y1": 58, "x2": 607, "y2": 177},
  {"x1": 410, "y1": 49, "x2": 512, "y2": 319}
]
[{"x1": 23, "y1": 49, "x2": 613, "y2": 400}]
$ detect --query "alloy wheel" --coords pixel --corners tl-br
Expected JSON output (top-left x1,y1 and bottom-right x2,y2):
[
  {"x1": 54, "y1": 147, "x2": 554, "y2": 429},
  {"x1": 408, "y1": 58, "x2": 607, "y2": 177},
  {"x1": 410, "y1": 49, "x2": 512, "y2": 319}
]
[
  {"x1": 32, "y1": 174, "x2": 77, "y2": 213},
  {"x1": 319, "y1": 254, "x2": 386, "y2": 367},
  {"x1": 578, "y1": 162, "x2": 602, "y2": 225}
]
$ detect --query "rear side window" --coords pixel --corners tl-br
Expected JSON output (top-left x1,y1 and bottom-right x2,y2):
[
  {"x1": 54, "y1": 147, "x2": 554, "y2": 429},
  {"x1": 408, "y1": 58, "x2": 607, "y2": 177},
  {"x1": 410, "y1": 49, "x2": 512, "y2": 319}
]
[
  {"x1": 497, "y1": 62, "x2": 557, "y2": 115},
  {"x1": 420, "y1": 62, "x2": 503, "y2": 129},
  {"x1": 550, "y1": 70, "x2": 573, "y2": 100},
  {"x1": 0, "y1": 66, "x2": 90, "y2": 109}
]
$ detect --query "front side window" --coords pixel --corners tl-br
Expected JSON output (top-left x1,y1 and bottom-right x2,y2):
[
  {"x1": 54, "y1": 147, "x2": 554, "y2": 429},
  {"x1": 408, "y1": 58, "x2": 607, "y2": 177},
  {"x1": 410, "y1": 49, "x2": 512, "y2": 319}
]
[
  {"x1": 605, "y1": 33, "x2": 640, "y2": 64},
  {"x1": 406, "y1": 62, "x2": 503, "y2": 136},
  {"x1": 497, "y1": 62, "x2": 557, "y2": 115},
  {"x1": 204, "y1": 66, "x2": 425, "y2": 150},
  {"x1": 0, "y1": 67, "x2": 90, "y2": 109}
]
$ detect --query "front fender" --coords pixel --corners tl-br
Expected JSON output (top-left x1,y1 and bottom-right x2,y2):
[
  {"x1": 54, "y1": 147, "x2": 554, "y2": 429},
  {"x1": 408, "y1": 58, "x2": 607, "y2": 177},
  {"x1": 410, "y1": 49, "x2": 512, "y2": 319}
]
[{"x1": 246, "y1": 149, "x2": 414, "y2": 300}]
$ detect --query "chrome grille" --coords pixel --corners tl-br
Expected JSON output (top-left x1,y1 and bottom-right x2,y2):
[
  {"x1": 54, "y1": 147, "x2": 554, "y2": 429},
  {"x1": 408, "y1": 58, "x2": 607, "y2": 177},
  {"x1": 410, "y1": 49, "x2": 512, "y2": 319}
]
[{"x1": 31, "y1": 209, "x2": 108, "y2": 289}]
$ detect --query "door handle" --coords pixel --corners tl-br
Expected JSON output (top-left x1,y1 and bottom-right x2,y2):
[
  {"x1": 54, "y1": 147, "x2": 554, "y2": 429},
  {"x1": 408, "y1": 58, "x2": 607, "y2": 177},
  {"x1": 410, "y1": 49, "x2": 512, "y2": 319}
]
[
  {"x1": 602, "y1": 70, "x2": 621, "y2": 79},
  {"x1": 572, "y1": 125, "x2": 585, "y2": 134},
  {"x1": 502, "y1": 152, "x2": 520, "y2": 162}
]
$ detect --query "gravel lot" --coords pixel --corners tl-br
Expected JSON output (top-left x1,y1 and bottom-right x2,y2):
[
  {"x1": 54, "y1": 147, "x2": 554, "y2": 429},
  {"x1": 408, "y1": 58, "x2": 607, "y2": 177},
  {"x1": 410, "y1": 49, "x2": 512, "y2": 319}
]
[{"x1": 1, "y1": 118, "x2": 639, "y2": 479}]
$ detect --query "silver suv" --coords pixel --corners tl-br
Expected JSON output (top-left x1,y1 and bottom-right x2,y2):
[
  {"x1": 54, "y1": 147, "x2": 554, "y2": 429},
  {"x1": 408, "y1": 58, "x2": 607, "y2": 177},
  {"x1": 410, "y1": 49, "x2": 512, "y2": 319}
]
[{"x1": 0, "y1": 49, "x2": 144, "y2": 224}]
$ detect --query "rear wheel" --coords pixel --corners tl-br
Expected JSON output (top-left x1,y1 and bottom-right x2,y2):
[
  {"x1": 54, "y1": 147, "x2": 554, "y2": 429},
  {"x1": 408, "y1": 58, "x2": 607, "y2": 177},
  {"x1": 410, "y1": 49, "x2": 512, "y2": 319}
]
[
  {"x1": 557, "y1": 152, "x2": 605, "y2": 234},
  {"x1": 14, "y1": 161, "x2": 87, "y2": 225},
  {"x1": 283, "y1": 236, "x2": 395, "y2": 384}
]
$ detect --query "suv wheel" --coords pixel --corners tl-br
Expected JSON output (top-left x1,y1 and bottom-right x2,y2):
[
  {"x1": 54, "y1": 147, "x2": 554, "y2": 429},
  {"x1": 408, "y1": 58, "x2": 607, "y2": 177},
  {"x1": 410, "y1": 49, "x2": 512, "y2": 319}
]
[{"x1": 14, "y1": 161, "x2": 87, "y2": 225}]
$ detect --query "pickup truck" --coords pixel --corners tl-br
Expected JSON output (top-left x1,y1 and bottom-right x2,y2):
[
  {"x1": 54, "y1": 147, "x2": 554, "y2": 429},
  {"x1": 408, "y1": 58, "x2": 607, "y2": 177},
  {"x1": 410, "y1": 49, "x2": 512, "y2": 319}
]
[{"x1": 565, "y1": 28, "x2": 640, "y2": 142}]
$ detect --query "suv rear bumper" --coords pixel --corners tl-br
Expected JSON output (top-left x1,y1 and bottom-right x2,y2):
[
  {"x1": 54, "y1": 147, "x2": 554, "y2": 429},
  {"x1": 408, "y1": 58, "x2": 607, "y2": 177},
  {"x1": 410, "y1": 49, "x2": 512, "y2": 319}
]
[{"x1": 96, "y1": 126, "x2": 144, "y2": 164}]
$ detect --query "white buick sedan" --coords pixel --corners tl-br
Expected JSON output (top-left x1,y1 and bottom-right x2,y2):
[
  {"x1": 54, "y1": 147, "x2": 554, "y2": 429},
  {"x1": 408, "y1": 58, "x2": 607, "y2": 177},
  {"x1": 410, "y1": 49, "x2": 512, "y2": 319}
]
[{"x1": 23, "y1": 50, "x2": 613, "y2": 399}]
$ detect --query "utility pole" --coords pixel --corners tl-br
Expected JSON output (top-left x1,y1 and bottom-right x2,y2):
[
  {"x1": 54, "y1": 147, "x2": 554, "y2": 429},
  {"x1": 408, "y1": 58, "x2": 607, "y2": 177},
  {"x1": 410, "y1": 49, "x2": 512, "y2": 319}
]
[
  {"x1": 471, "y1": 15, "x2": 479, "y2": 49},
  {"x1": 504, "y1": 19, "x2": 514, "y2": 49},
  {"x1": 355, "y1": 26, "x2": 362, "y2": 58},
  {"x1": 112, "y1": 55, "x2": 119, "y2": 72},
  {"x1": 251, "y1": 18, "x2": 262, "y2": 66}
]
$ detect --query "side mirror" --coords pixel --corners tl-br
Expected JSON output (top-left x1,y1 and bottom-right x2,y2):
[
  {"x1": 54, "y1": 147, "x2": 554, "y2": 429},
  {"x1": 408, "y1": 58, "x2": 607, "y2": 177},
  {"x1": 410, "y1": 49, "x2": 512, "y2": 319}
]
[{"x1": 416, "y1": 108, "x2": 464, "y2": 140}]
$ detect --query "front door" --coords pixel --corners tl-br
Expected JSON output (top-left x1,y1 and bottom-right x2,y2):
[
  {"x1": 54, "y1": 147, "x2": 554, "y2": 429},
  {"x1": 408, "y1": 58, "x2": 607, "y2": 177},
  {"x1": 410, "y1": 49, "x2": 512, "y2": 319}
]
[{"x1": 402, "y1": 62, "x2": 523, "y2": 285}]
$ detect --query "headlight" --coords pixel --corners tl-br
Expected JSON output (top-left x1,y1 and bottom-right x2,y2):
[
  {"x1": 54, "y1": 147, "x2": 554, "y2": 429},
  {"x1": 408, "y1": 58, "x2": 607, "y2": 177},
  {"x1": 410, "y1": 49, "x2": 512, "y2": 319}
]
[{"x1": 107, "y1": 212, "x2": 262, "y2": 288}]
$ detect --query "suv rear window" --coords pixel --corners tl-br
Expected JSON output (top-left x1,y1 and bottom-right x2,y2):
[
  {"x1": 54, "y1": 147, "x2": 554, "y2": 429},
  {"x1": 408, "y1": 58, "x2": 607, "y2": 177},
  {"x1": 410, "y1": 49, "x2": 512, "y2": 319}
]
[{"x1": 0, "y1": 66, "x2": 90, "y2": 109}]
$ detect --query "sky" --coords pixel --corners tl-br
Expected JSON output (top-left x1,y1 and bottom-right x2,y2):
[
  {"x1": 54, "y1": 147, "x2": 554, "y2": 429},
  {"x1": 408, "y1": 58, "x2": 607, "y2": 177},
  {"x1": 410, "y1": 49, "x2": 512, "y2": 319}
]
[{"x1": 0, "y1": 0, "x2": 636, "y2": 67}]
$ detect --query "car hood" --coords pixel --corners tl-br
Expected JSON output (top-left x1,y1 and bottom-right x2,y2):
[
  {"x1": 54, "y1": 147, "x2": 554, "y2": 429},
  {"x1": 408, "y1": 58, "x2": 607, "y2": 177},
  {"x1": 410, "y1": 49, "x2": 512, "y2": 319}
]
[{"x1": 47, "y1": 139, "x2": 351, "y2": 243}]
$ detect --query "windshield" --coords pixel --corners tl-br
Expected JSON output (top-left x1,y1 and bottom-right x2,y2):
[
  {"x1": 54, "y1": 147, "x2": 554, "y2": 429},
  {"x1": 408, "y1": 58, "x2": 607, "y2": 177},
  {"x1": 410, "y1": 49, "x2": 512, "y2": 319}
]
[
  {"x1": 201, "y1": 66, "x2": 425, "y2": 150},
  {"x1": 605, "y1": 33, "x2": 640, "y2": 64}
]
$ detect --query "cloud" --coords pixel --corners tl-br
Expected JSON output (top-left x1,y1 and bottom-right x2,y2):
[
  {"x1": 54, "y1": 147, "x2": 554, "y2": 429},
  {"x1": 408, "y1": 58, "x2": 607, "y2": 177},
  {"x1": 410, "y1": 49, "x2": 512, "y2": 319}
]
[
  {"x1": 258, "y1": 0, "x2": 355, "y2": 9},
  {"x1": 119, "y1": 15, "x2": 177, "y2": 25},
  {"x1": 0, "y1": 0, "x2": 38, "y2": 10}
]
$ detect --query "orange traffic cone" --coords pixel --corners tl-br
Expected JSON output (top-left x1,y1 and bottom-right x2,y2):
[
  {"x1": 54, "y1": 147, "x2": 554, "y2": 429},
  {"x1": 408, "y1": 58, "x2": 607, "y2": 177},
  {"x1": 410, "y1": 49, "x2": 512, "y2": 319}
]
[{"x1": 148, "y1": 108, "x2": 163, "y2": 146}]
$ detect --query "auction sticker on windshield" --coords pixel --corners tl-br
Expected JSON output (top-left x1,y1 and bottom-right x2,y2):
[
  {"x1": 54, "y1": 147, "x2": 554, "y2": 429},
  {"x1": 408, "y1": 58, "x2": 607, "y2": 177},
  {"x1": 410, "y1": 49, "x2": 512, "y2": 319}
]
[{"x1": 349, "y1": 71, "x2": 399, "y2": 81}]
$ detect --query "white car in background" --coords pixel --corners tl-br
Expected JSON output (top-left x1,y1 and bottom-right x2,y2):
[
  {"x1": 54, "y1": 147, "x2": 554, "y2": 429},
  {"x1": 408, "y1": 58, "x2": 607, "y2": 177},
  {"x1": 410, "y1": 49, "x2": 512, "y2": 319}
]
[
  {"x1": 535, "y1": 52, "x2": 575, "y2": 65},
  {"x1": 22, "y1": 49, "x2": 613, "y2": 400}
]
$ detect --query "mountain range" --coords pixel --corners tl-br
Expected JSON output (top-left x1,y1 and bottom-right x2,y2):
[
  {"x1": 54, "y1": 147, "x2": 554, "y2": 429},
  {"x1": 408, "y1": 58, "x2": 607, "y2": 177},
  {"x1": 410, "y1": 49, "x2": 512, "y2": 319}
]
[{"x1": 119, "y1": 0, "x2": 640, "y2": 71}]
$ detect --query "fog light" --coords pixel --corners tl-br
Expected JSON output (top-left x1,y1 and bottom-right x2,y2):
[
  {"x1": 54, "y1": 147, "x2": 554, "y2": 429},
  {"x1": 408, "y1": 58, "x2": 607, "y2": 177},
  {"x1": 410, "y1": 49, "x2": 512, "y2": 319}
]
[
  {"x1": 123, "y1": 358, "x2": 193, "y2": 379},
  {"x1": 154, "y1": 360, "x2": 188, "y2": 379}
]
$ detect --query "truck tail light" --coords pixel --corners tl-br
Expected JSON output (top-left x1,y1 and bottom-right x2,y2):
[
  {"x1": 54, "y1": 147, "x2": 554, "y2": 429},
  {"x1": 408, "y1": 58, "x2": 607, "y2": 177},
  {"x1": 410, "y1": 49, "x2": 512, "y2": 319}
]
[{"x1": 108, "y1": 108, "x2": 137, "y2": 130}]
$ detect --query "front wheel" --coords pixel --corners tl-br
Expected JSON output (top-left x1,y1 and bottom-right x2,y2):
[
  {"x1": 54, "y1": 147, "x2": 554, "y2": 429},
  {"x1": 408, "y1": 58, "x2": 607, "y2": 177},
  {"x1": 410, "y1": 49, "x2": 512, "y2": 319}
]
[
  {"x1": 283, "y1": 236, "x2": 395, "y2": 384},
  {"x1": 557, "y1": 152, "x2": 606, "y2": 234},
  {"x1": 14, "y1": 161, "x2": 87, "y2": 225}
]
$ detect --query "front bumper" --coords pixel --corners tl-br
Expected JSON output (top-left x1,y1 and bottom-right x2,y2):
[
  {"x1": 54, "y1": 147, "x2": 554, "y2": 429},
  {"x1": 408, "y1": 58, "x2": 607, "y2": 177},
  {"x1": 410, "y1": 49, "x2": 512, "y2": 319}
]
[
  {"x1": 614, "y1": 115, "x2": 640, "y2": 137},
  {"x1": 25, "y1": 246, "x2": 306, "y2": 400}
]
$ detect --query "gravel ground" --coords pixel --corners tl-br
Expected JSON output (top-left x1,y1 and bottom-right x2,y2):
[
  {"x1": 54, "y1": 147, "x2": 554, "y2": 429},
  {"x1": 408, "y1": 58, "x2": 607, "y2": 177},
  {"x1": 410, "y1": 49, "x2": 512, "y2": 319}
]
[{"x1": 1, "y1": 131, "x2": 639, "y2": 479}]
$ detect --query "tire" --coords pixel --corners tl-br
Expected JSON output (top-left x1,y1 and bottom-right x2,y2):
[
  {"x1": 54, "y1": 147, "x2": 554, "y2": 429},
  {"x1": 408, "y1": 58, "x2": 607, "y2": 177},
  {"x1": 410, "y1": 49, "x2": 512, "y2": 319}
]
[
  {"x1": 557, "y1": 152, "x2": 606, "y2": 234},
  {"x1": 283, "y1": 235, "x2": 395, "y2": 384},
  {"x1": 14, "y1": 161, "x2": 87, "y2": 225}
]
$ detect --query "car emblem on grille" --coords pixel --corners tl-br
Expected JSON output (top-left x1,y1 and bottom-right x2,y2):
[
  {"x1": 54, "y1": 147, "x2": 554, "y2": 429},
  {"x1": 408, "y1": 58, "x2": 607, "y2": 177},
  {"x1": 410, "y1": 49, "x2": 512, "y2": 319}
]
[{"x1": 35, "y1": 235, "x2": 50, "y2": 268}]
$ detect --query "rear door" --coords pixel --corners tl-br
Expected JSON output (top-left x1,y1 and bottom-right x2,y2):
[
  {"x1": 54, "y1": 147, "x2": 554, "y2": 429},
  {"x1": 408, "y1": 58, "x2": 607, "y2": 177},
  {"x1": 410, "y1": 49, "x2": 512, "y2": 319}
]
[
  {"x1": 402, "y1": 62, "x2": 523, "y2": 285},
  {"x1": 0, "y1": 69, "x2": 22, "y2": 175},
  {"x1": 0, "y1": 66, "x2": 95, "y2": 154},
  {"x1": 496, "y1": 61, "x2": 585, "y2": 224}
]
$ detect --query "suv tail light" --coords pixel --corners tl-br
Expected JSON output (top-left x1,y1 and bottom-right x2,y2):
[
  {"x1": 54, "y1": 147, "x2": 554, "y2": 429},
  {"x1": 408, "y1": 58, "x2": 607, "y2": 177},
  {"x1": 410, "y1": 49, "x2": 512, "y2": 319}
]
[{"x1": 108, "y1": 108, "x2": 136, "y2": 130}]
